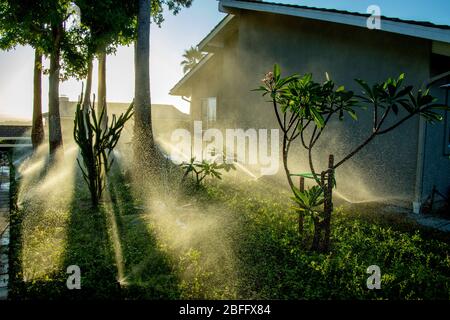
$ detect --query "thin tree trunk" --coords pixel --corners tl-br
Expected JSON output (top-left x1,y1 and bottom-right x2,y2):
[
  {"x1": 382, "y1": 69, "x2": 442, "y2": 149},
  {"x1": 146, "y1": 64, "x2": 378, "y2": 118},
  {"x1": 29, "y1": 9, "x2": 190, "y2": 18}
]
[
  {"x1": 282, "y1": 137, "x2": 295, "y2": 191},
  {"x1": 311, "y1": 171, "x2": 326, "y2": 251},
  {"x1": 311, "y1": 218, "x2": 322, "y2": 251},
  {"x1": 31, "y1": 49, "x2": 44, "y2": 151},
  {"x1": 298, "y1": 177, "x2": 305, "y2": 236},
  {"x1": 322, "y1": 155, "x2": 334, "y2": 252},
  {"x1": 83, "y1": 58, "x2": 93, "y2": 110},
  {"x1": 97, "y1": 48, "x2": 107, "y2": 130},
  {"x1": 81, "y1": 58, "x2": 93, "y2": 140},
  {"x1": 134, "y1": 0, "x2": 156, "y2": 172},
  {"x1": 48, "y1": 23, "x2": 63, "y2": 155}
]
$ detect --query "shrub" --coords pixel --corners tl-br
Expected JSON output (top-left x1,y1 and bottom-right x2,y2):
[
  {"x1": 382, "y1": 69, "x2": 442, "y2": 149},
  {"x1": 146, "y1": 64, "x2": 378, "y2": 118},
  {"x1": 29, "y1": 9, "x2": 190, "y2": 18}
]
[
  {"x1": 73, "y1": 98, "x2": 133, "y2": 207},
  {"x1": 200, "y1": 182, "x2": 450, "y2": 299},
  {"x1": 180, "y1": 157, "x2": 235, "y2": 188}
]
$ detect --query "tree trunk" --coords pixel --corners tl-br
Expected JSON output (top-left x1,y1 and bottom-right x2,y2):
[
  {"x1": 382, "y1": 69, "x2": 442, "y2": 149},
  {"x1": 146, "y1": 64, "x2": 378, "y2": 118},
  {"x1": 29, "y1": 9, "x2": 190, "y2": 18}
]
[
  {"x1": 322, "y1": 155, "x2": 334, "y2": 252},
  {"x1": 97, "y1": 48, "x2": 107, "y2": 130},
  {"x1": 310, "y1": 155, "x2": 335, "y2": 252},
  {"x1": 282, "y1": 138, "x2": 295, "y2": 191},
  {"x1": 83, "y1": 58, "x2": 93, "y2": 110},
  {"x1": 134, "y1": 0, "x2": 156, "y2": 172},
  {"x1": 311, "y1": 171, "x2": 326, "y2": 251},
  {"x1": 311, "y1": 218, "x2": 322, "y2": 251},
  {"x1": 298, "y1": 176, "x2": 305, "y2": 235},
  {"x1": 48, "y1": 23, "x2": 64, "y2": 155},
  {"x1": 31, "y1": 49, "x2": 44, "y2": 151}
]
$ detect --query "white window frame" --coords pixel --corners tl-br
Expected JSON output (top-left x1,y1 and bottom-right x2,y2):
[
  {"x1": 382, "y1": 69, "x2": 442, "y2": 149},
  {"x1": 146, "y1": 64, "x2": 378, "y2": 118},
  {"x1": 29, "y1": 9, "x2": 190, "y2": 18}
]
[{"x1": 201, "y1": 97, "x2": 217, "y2": 127}]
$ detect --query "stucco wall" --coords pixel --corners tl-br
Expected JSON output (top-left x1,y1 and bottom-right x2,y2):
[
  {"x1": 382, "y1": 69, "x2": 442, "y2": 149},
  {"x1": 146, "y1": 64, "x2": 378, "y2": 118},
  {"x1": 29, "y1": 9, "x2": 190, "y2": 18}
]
[
  {"x1": 230, "y1": 11, "x2": 431, "y2": 203},
  {"x1": 190, "y1": 54, "x2": 222, "y2": 124}
]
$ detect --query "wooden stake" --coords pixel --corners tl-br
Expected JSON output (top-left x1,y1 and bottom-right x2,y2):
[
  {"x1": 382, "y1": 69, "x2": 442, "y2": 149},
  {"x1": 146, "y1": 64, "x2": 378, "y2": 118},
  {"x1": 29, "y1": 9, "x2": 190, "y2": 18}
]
[
  {"x1": 298, "y1": 177, "x2": 305, "y2": 235},
  {"x1": 323, "y1": 154, "x2": 334, "y2": 252}
]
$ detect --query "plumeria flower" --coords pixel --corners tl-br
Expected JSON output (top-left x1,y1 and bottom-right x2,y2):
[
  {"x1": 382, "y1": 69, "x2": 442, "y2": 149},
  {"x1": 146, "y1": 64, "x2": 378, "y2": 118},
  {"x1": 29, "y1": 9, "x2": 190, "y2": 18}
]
[{"x1": 262, "y1": 71, "x2": 275, "y2": 89}]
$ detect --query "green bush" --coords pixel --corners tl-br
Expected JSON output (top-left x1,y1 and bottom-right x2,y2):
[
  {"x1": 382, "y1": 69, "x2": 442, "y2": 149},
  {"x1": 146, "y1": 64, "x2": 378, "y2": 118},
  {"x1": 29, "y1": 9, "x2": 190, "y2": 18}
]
[
  {"x1": 180, "y1": 157, "x2": 236, "y2": 189},
  {"x1": 9, "y1": 167, "x2": 450, "y2": 300},
  {"x1": 201, "y1": 181, "x2": 450, "y2": 300}
]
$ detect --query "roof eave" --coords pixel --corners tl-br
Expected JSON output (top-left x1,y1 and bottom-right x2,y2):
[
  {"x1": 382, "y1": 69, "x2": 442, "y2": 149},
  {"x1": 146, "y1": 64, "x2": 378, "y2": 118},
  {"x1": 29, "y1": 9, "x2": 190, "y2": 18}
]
[
  {"x1": 170, "y1": 53, "x2": 215, "y2": 97},
  {"x1": 198, "y1": 15, "x2": 236, "y2": 52},
  {"x1": 220, "y1": 0, "x2": 450, "y2": 43}
]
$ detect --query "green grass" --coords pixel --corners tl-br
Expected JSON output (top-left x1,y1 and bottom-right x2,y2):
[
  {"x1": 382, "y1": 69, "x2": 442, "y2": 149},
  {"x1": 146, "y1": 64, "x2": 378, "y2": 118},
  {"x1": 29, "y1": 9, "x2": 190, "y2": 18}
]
[
  {"x1": 8, "y1": 165, "x2": 450, "y2": 300},
  {"x1": 198, "y1": 181, "x2": 450, "y2": 299}
]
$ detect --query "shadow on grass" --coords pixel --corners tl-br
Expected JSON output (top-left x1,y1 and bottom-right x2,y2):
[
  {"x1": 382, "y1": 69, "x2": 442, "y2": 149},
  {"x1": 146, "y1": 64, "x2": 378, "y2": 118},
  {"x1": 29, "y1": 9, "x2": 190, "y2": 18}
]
[
  {"x1": 9, "y1": 157, "x2": 181, "y2": 300},
  {"x1": 59, "y1": 168, "x2": 120, "y2": 300},
  {"x1": 8, "y1": 155, "x2": 77, "y2": 299},
  {"x1": 108, "y1": 170, "x2": 181, "y2": 299},
  {"x1": 8, "y1": 155, "x2": 25, "y2": 299}
]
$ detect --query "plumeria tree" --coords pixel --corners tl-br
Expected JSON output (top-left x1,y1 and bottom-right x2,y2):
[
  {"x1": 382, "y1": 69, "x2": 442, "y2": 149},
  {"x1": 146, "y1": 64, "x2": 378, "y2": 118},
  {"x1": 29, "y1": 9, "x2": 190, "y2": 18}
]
[{"x1": 256, "y1": 65, "x2": 447, "y2": 252}]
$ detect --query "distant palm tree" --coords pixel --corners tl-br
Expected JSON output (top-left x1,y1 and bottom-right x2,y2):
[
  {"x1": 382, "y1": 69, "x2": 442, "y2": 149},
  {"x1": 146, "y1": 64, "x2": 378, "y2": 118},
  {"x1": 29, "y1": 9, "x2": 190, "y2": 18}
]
[{"x1": 181, "y1": 46, "x2": 204, "y2": 73}]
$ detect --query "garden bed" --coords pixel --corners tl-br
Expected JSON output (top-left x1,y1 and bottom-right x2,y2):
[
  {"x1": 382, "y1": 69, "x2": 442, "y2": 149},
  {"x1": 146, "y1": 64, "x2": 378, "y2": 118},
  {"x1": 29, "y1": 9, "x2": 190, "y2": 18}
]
[{"x1": 8, "y1": 166, "x2": 450, "y2": 300}]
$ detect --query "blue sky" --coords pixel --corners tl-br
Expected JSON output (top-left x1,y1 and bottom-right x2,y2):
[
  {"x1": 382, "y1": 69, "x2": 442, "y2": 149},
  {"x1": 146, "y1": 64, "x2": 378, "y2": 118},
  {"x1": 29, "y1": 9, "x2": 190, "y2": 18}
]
[
  {"x1": 275, "y1": 0, "x2": 450, "y2": 25},
  {"x1": 0, "y1": 0, "x2": 449, "y2": 119}
]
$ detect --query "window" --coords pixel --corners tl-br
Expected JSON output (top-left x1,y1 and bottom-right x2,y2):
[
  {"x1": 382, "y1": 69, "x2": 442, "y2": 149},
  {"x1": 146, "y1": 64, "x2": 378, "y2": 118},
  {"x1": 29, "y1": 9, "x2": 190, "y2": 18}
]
[{"x1": 201, "y1": 97, "x2": 217, "y2": 126}]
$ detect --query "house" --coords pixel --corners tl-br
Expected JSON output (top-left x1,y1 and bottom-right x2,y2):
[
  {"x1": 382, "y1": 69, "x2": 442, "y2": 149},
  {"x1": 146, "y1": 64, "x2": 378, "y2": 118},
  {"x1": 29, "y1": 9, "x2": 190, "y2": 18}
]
[
  {"x1": 42, "y1": 97, "x2": 190, "y2": 143},
  {"x1": 170, "y1": 0, "x2": 450, "y2": 211}
]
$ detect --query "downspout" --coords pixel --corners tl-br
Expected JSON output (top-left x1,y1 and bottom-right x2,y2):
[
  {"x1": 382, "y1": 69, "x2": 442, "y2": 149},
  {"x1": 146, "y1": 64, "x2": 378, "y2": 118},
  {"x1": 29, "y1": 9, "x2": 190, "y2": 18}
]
[
  {"x1": 412, "y1": 65, "x2": 430, "y2": 214},
  {"x1": 413, "y1": 66, "x2": 434, "y2": 214},
  {"x1": 414, "y1": 73, "x2": 450, "y2": 213},
  {"x1": 413, "y1": 116, "x2": 427, "y2": 214}
]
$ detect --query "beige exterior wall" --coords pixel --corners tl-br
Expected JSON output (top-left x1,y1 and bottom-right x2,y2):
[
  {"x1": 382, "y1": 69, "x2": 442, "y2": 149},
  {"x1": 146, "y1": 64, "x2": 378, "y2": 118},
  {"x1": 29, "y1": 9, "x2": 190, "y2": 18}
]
[{"x1": 190, "y1": 11, "x2": 443, "y2": 204}]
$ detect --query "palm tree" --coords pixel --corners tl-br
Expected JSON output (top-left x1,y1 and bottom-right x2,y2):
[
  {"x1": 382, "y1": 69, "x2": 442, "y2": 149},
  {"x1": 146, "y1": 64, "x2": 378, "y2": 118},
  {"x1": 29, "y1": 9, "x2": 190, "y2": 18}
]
[
  {"x1": 31, "y1": 48, "x2": 44, "y2": 150},
  {"x1": 181, "y1": 46, "x2": 204, "y2": 73},
  {"x1": 133, "y1": 0, "x2": 156, "y2": 172},
  {"x1": 133, "y1": 0, "x2": 193, "y2": 174},
  {"x1": 97, "y1": 47, "x2": 107, "y2": 130}
]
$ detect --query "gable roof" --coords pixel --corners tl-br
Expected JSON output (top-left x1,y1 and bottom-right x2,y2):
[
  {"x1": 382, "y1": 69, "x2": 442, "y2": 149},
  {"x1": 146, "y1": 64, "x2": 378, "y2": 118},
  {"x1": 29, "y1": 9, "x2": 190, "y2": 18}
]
[
  {"x1": 170, "y1": 0, "x2": 450, "y2": 97},
  {"x1": 219, "y1": 0, "x2": 450, "y2": 43},
  {"x1": 198, "y1": 14, "x2": 237, "y2": 51}
]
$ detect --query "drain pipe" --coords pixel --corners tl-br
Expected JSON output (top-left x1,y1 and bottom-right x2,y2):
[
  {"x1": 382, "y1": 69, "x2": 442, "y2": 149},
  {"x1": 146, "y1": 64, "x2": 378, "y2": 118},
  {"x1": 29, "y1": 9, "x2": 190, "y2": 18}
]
[
  {"x1": 413, "y1": 77, "x2": 435, "y2": 214},
  {"x1": 413, "y1": 117, "x2": 427, "y2": 214},
  {"x1": 414, "y1": 78, "x2": 450, "y2": 214}
]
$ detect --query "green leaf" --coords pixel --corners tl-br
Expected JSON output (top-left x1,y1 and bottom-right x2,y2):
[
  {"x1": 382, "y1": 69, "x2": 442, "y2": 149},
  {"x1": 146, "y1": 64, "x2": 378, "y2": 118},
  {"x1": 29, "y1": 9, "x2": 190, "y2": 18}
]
[
  {"x1": 336, "y1": 85, "x2": 345, "y2": 93},
  {"x1": 355, "y1": 78, "x2": 373, "y2": 97},
  {"x1": 274, "y1": 64, "x2": 281, "y2": 81},
  {"x1": 311, "y1": 108, "x2": 325, "y2": 128},
  {"x1": 347, "y1": 110, "x2": 358, "y2": 121}
]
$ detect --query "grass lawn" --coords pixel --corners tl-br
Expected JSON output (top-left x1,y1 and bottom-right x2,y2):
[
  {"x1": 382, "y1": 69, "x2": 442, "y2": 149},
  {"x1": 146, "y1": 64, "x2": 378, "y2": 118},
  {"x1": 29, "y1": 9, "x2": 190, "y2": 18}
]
[{"x1": 7, "y1": 158, "x2": 450, "y2": 300}]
